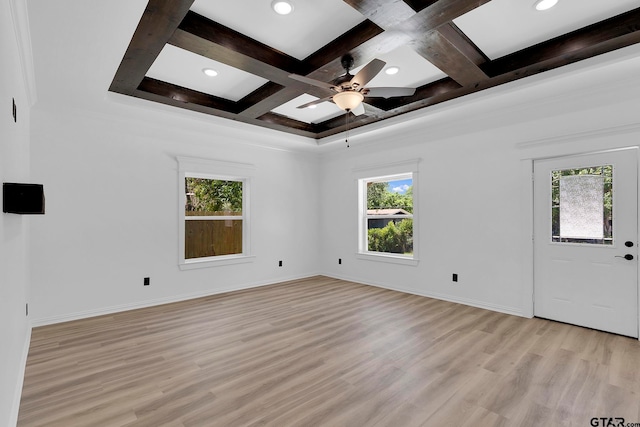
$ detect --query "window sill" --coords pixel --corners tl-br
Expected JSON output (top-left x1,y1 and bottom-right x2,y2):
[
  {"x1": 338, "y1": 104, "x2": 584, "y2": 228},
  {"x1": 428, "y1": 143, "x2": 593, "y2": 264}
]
[
  {"x1": 356, "y1": 252, "x2": 419, "y2": 266},
  {"x1": 179, "y1": 255, "x2": 255, "y2": 270}
]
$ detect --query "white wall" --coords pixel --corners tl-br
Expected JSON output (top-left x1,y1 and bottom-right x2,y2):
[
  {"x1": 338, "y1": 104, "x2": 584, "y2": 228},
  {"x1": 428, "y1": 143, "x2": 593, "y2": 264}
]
[
  {"x1": 26, "y1": 42, "x2": 640, "y2": 327},
  {"x1": 28, "y1": 103, "x2": 321, "y2": 324},
  {"x1": 319, "y1": 46, "x2": 640, "y2": 317},
  {"x1": 0, "y1": 1, "x2": 33, "y2": 425}
]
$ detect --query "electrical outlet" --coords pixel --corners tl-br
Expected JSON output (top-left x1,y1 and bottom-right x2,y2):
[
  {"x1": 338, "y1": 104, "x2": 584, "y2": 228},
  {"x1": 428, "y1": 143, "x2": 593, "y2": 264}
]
[
  {"x1": 452, "y1": 273, "x2": 458, "y2": 282},
  {"x1": 278, "y1": 260, "x2": 283, "y2": 267},
  {"x1": 144, "y1": 277, "x2": 150, "y2": 286}
]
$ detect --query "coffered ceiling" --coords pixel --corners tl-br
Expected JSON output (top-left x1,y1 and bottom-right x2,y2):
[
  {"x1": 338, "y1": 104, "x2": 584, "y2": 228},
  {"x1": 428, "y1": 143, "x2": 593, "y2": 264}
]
[{"x1": 109, "y1": 0, "x2": 640, "y2": 140}]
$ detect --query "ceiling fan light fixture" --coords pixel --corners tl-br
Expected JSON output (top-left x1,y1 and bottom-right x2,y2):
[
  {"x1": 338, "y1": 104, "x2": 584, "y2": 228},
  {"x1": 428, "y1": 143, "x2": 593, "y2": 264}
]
[
  {"x1": 534, "y1": 0, "x2": 558, "y2": 11},
  {"x1": 333, "y1": 91, "x2": 364, "y2": 111},
  {"x1": 272, "y1": 0, "x2": 294, "y2": 15}
]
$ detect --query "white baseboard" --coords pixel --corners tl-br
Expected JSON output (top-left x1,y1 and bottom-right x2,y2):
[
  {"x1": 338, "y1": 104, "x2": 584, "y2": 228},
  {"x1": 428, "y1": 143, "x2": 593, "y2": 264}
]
[
  {"x1": 30, "y1": 269, "x2": 524, "y2": 328},
  {"x1": 324, "y1": 272, "x2": 526, "y2": 318},
  {"x1": 9, "y1": 323, "x2": 31, "y2": 427},
  {"x1": 31, "y1": 273, "x2": 320, "y2": 327}
]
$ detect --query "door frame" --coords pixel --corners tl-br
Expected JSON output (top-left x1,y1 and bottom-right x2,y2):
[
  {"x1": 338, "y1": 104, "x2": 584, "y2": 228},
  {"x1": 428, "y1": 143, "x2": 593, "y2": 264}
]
[{"x1": 521, "y1": 146, "x2": 640, "y2": 339}]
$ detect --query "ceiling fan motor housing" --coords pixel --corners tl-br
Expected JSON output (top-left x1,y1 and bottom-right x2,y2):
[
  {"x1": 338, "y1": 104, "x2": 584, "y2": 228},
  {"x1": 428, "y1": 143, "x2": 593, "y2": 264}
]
[{"x1": 340, "y1": 54, "x2": 355, "y2": 72}]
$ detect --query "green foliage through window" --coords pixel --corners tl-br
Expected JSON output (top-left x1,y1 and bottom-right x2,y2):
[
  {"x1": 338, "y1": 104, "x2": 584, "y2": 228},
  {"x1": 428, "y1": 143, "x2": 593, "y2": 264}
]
[
  {"x1": 185, "y1": 178, "x2": 243, "y2": 215},
  {"x1": 367, "y1": 182, "x2": 413, "y2": 212},
  {"x1": 368, "y1": 219, "x2": 413, "y2": 254}
]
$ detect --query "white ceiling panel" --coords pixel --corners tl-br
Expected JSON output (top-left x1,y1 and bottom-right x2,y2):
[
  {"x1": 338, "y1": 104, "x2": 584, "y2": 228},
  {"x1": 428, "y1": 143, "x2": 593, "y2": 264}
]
[
  {"x1": 190, "y1": 0, "x2": 366, "y2": 60},
  {"x1": 454, "y1": 0, "x2": 639, "y2": 60},
  {"x1": 146, "y1": 44, "x2": 268, "y2": 101},
  {"x1": 272, "y1": 94, "x2": 343, "y2": 124}
]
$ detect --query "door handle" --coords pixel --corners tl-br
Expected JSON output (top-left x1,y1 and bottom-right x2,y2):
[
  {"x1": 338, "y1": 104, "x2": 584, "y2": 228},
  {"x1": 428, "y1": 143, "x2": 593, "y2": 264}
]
[{"x1": 615, "y1": 254, "x2": 634, "y2": 260}]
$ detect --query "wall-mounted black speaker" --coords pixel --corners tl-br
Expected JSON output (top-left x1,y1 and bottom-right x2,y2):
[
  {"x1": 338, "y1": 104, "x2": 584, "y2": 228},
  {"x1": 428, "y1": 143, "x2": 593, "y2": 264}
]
[{"x1": 3, "y1": 183, "x2": 45, "y2": 214}]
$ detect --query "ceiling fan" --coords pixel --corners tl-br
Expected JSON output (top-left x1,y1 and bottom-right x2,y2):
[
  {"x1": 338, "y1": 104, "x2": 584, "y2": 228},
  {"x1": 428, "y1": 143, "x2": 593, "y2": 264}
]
[{"x1": 288, "y1": 54, "x2": 416, "y2": 116}]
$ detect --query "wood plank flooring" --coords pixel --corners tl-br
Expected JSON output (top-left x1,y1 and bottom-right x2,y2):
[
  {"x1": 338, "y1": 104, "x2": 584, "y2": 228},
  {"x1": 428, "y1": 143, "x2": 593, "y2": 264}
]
[{"x1": 18, "y1": 276, "x2": 640, "y2": 426}]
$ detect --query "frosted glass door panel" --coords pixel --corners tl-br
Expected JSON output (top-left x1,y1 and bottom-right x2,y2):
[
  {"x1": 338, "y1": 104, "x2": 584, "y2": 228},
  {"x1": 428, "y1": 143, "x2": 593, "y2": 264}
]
[{"x1": 551, "y1": 165, "x2": 612, "y2": 245}]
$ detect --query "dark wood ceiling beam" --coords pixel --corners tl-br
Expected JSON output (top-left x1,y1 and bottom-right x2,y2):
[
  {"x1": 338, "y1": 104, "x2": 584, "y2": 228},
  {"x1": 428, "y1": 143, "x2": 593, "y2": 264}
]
[
  {"x1": 342, "y1": 0, "x2": 417, "y2": 29},
  {"x1": 484, "y1": 7, "x2": 640, "y2": 77},
  {"x1": 138, "y1": 77, "x2": 242, "y2": 113},
  {"x1": 239, "y1": 20, "x2": 384, "y2": 118},
  {"x1": 402, "y1": 0, "x2": 492, "y2": 36},
  {"x1": 316, "y1": 5, "x2": 640, "y2": 138},
  {"x1": 413, "y1": 27, "x2": 488, "y2": 86},
  {"x1": 339, "y1": 1, "x2": 492, "y2": 88},
  {"x1": 316, "y1": 78, "x2": 460, "y2": 137},
  {"x1": 315, "y1": 112, "x2": 385, "y2": 138},
  {"x1": 402, "y1": 0, "x2": 440, "y2": 13},
  {"x1": 133, "y1": 84, "x2": 318, "y2": 138},
  {"x1": 239, "y1": 84, "x2": 317, "y2": 118},
  {"x1": 169, "y1": 30, "x2": 293, "y2": 87},
  {"x1": 111, "y1": 0, "x2": 640, "y2": 140},
  {"x1": 172, "y1": 14, "x2": 386, "y2": 119},
  {"x1": 370, "y1": 77, "x2": 462, "y2": 110},
  {"x1": 305, "y1": 31, "x2": 415, "y2": 85},
  {"x1": 303, "y1": 20, "x2": 384, "y2": 71},
  {"x1": 258, "y1": 113, "x2": 322, "y2": 134},
  {"x1": 236, "y1": 82, "x2": 285, "y2": 112},
  {"x1": 176, "y1": 11, "x2": 303, "y2": 75},
  {"x1": 437, "y1": 22, "x2": 489, "y2": 66},
  {"x1": 109, "y1": 0, "x2": 194, "y2": 95}
]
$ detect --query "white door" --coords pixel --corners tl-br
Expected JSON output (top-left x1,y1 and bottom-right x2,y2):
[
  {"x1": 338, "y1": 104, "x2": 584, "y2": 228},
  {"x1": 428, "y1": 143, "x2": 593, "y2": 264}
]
[{"x1": 534, "y1": 149, "x2": 638, "y2": 337}]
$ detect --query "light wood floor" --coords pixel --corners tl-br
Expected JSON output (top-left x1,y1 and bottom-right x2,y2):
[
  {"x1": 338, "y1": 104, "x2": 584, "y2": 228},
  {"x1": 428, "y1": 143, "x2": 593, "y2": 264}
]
[{"x1": 18, "y1": 276, "x2": 640, "y2": 426}]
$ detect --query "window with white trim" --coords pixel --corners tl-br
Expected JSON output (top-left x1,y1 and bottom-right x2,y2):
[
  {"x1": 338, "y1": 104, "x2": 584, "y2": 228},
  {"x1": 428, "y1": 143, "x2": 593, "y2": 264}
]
[
  {"x1": 356, "y1": 160, "x2": 419, "y2": 265},
  {"x1": 185, "y1": 176, "x2": 245, "y2": 258},
  {"x1": 178, "y1": 157, "x2": 253, "y2": 269}
]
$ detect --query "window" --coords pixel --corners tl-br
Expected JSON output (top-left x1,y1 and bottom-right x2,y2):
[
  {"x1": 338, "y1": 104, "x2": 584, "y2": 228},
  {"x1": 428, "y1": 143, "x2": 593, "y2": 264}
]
[
  {"x1": 551, "y1": 165, "x2": 612, "y2": 245},
  {"x1": 178, "y1": 157, "x2": 253, "y2": 269},
  {"x1": 355, "y1": 160, "x2": 419, "y2": 265},
  {"x1": 185, "y1": 177, "x2": 244, "y2": 258}
]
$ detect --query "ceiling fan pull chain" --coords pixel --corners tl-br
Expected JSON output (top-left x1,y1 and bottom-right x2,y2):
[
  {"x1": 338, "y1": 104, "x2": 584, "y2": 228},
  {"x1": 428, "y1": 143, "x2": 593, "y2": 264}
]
[{"x1": 345, "y1": 111, "x2": 350, "y2": 148}]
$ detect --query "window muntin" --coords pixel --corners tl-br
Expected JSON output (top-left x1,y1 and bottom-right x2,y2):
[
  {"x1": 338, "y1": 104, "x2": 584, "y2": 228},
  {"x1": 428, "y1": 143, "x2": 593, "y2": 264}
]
[
  {"x1": 551, "y1": 165, "x2": 613, "y2": 245},
  {"x1": 360, "y1": 173, "x2": 414, "y2": 257}
]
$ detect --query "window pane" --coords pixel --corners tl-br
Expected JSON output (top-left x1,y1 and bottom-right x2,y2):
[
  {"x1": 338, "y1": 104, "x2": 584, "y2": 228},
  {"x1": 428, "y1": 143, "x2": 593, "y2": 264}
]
[
  {"x1": 367, "y1": 218, "x2": 413, "y2": 254},
  {"x1": 367, "y1": 178, "x2": 413, "y2": 213},
  {"x1": 185, "y1": 219, "x2": 243, "y2": 259},
  {"x1": 185, "y1": 178, "x2": 242, "y2": 216},
  {"x1": 551, "y1": 165, "x2": 612, "y2": 245}
]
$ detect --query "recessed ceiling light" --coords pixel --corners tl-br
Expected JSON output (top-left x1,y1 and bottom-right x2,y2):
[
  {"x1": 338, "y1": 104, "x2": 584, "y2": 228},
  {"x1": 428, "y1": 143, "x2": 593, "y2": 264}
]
[
  {"x1": 272, "y1": 1, "x2": 294, "y2": 15},
  {"x1": 202, "y1": 68, "x2": 218, "y2": 77},
  {"x1": 385, "y1": 66, "x2": 400, "y2": 75},
  {"x1": 307, "y1": 105, "x2": 317, "y2": 109},
  {"x1": 534, "y1": 0, "x2": 558, "y2": 11}
]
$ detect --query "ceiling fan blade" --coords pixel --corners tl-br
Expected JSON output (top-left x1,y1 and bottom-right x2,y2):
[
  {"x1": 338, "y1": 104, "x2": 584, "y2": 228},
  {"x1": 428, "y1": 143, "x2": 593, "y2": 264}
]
[
  {"x1": 351, "y1": 103, "x2": 366, "y2": 116},
  {"x1": 289, "y1": 74, "x2": 335, "y2": 90},
  {"x1": 296, "y1": 96, "x2": 333, "y2": 109},
  {"x1": 350, "y1": 59, "x2": 385, "y2": 89},
  {"x1": 365, "y1": 87, "x2": 416, "y2": 98}
]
